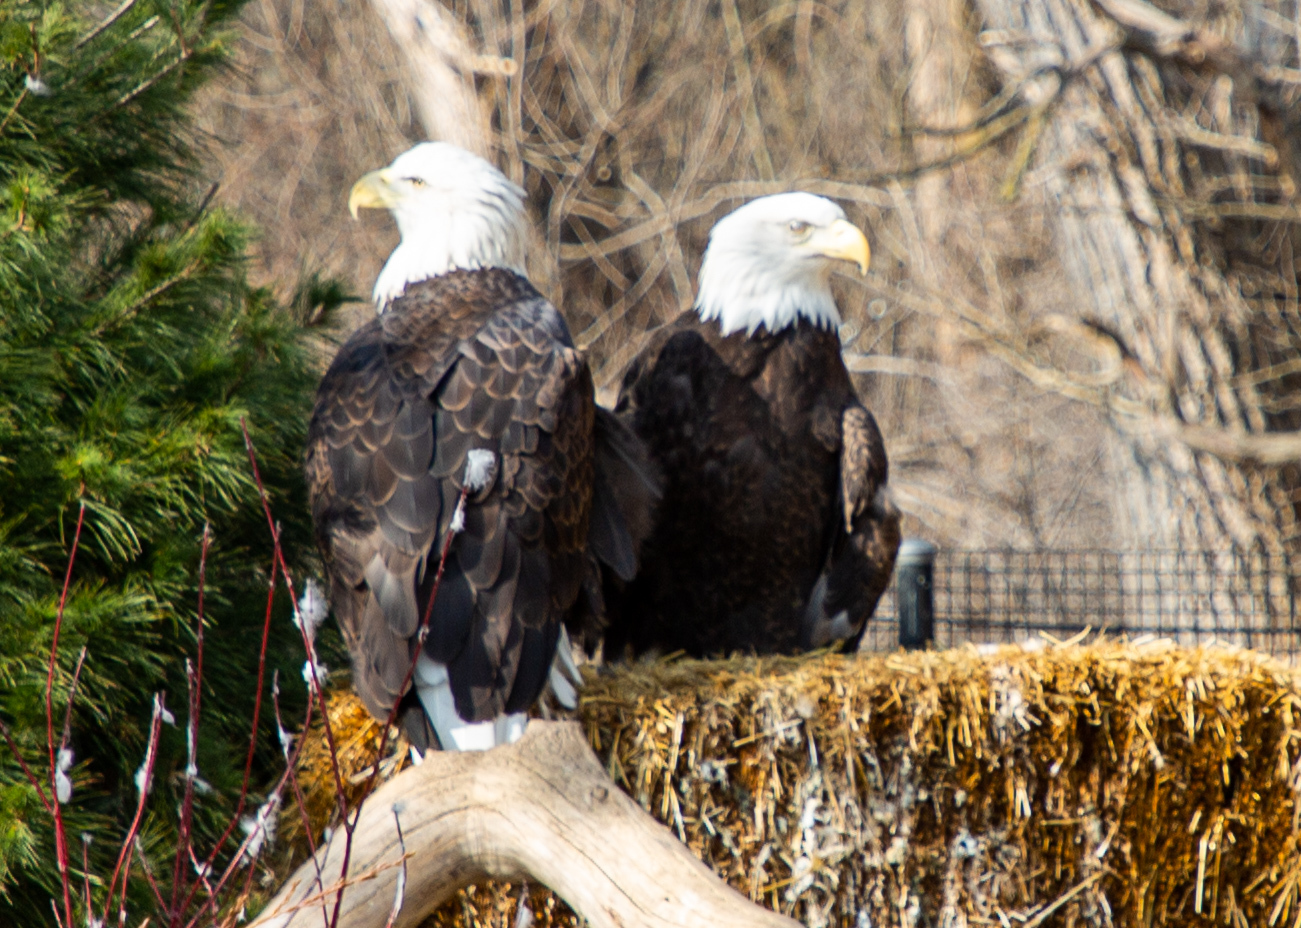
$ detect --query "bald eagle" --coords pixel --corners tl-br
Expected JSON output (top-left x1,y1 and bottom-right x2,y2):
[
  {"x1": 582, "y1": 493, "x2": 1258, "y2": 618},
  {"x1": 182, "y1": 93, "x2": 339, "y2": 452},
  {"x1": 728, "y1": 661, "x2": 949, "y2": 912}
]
[
  {"x1": 606, "y1": 193, "x2": 900, "y2": 657},
  {"x1": 306, "y1": 143, "x2": 655, "y2": 751}
]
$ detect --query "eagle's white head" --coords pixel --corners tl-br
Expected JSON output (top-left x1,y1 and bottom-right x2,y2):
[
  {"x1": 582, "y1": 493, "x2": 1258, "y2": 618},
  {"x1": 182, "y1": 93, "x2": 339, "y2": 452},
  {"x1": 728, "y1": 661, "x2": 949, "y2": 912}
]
[
  {"x1": 695, "y1": 193, "x2": 870, "y2": 336},
  {"x1": 349, "y1": 142, "x2": 528, "y2": 310}
]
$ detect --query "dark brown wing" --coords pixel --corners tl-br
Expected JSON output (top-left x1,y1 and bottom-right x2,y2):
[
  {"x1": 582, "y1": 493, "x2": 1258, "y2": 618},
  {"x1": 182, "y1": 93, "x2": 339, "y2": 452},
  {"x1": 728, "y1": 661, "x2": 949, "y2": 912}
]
[
  {"x1": 804, "y1": 402, "x2": 901, "y2": 651},
  {"x1": 305, "y1": 269, "x2": 593, "y2": 746},
  {"x1": 606, "y1": 316, "x2": 844, "y2": 656},
  {"x1": 587, "y1": 407, "x2": 662, "y2": 582}
]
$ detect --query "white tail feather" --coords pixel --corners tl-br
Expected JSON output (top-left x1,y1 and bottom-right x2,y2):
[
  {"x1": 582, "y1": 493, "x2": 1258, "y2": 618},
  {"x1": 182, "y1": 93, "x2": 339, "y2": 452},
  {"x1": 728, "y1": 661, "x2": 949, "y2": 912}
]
[
  {"x1": 547, "y1": 626, "x2": 583, "y2": 710},
  {"x1": 413, "y1": 654, "x2": 528, "y2": 751}
]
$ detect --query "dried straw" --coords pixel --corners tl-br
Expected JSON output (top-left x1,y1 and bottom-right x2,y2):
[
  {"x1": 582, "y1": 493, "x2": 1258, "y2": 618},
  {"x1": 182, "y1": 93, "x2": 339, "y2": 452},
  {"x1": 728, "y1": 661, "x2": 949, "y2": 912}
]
[{"x1": 280, "y1": 638, "x2": 1301, "y2": 928}]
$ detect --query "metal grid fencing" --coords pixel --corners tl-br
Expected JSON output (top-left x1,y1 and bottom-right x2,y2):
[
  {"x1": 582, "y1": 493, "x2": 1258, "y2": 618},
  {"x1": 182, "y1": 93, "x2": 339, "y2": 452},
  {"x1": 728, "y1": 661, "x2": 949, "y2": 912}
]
[{"x1": 861, "y1": 549, "x2": 1301, "y2": 656}]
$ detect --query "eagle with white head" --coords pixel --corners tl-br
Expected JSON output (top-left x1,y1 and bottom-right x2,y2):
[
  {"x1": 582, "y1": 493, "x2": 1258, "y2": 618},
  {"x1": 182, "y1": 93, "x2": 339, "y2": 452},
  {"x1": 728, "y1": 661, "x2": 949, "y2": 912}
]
[
  {"x1": 607, "y1": 192, "x2": 901, "y2": 656},
  {"x1": 307, "y1": 143, "x2": 657, "y2": 751}
]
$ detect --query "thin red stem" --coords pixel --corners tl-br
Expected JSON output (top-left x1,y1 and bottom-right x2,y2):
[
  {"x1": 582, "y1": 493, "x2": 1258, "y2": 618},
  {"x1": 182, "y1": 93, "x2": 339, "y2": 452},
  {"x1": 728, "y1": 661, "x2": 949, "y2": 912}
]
[
  {"x1": 0, "y1": 715, "x2": 51, "y2": 813},
  {"x1": 58, "y1": 647, "x2": 88, "y2": 755},
  {"x1": 176, "y1": 549, "x2": 280, "y2": 925},
  {"x1": 187, "y1": 845, "x2": 215, "y2": 899},
  {"x1": 46, "y1": 502, "x2": 85, "y2": 928},
  {"x1": 184, "y1": 683, "x2": 317, "y2": 927},
  {"x1": 133, "y1": 837, "x2": 168, "y2": 912},
  {"x1": 116, "y1": 842, "x2": 133, "y2": 928},
  {"x1": 169, "y1": 525, "x2": 210, "y2": 925},
  {"x1": 239, "y1": 419, "x2": 465, "y2": 927},
  {"x1": 81, "y1": 835, "x2": 92, "y2": 916},
  {"x1": 240, "y1": 421, "x2": 346, "y2": 794},
  {"x1": 100, "y1": 697, "x2": 164, "y2": 913},
  {"x1": 240, "y1": 419, "x2": 351, "y2": 924},
  {"x1": 279, "y1": 685, "x2": 331, "y2": 928}
]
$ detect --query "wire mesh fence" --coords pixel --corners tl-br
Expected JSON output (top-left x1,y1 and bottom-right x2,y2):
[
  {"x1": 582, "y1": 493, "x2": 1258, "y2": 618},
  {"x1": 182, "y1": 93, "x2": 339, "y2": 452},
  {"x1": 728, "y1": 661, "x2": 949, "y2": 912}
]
[{"x1": 861, "y1": 549, "x2": 1301, "y2": 656}]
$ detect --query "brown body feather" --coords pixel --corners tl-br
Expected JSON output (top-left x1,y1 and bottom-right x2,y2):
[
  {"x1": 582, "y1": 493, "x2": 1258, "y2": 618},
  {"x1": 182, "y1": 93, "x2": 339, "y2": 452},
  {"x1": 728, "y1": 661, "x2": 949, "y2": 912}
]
[
  {"x1": 607, "y1": 313, "x2": 900, "y2": 657},
  {"x1": 306, "y1": 269, "x2": 613, "y2": 749}
]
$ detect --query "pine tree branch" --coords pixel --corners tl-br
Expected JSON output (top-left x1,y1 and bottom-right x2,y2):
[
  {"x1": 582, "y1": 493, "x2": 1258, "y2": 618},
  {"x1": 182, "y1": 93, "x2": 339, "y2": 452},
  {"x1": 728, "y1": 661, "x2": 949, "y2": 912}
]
[
  {"x1": 90, "y1": 256, "x2": 205, "y2": 338},
  {"x1": 114, "y1": 49, "x2": 191, "y2": 110},
  {"x1": 0, "y1": 86, "x2": 29, "y2": 137},
  {"x1": 76, "y1": 0, "x2": 139, "y2": 50}
]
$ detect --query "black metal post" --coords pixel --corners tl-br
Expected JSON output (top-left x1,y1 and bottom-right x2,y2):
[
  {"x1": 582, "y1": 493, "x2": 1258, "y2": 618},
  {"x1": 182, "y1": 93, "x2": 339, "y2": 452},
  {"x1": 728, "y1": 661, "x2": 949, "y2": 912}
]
[{"x1": 896, "y1": 539, "x2": 936, "y2": 649}]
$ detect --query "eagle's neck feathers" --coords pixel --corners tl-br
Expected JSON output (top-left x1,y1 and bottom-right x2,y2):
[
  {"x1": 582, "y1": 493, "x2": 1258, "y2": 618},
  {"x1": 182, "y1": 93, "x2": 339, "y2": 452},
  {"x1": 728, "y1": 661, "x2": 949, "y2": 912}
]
[
  {"x1": 374, "y1": 185, "x2": 528, "y2": 310},
  {"x1": 695, "y1": 254, "x2": 841, "y2": 336}
]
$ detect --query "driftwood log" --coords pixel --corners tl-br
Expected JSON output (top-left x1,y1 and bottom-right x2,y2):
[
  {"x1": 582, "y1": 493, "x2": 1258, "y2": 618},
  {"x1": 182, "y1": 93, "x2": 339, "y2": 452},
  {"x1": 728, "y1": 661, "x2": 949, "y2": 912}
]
[{"x1": 252, "y1": 721, "x2": 798, "y2": 928}]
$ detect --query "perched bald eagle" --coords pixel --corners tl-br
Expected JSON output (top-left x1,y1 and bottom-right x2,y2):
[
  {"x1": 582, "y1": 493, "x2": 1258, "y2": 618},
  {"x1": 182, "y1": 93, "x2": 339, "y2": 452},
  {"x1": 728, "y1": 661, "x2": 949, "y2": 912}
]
[
  {"x1": 306, "y1": 143, "x2": 655, "y2": 751},
  {"x1": 606, "y1": 193, "x2": 900, "y2": 657}
]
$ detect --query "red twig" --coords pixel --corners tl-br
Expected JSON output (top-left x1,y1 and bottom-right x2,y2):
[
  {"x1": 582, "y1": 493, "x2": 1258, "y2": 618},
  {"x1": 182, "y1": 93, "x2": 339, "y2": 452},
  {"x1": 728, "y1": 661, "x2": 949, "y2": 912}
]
[
  {"x1": 178, "y1": 548, "x2": 281, "y2": 925},
  {"x1": 0, "y1": 715, "x2": 51, "y2": 813},
  {"x1": 239, "y1": 421, "x2": 346, "y2": 795},
  {"x1": 46, "y1": 502, "x2": 85, "y2": 928},
  {"x1": 240, "y1": 418, "x2": 351, "y2": 925},
  {"x1": 186, "y1": 678, "x2": 317, "y2": 926},
  {"x1": 133, "y1": 837, "x2": 169, "y2": 912},
  {"x1": 169, "y1": 525, "x2": 210, "y2": 925},
  {"x1": 116, "y1": 841, "x2": 134, "y2": 928},
  {"x1": 58, "y1": 647, "x2": 88, "y2": 757},
  {"x1": 81, "y1": 834, "x2": 93, "y2": 917},
  {"x1": 100, "y1": 695, "x2": 166, "y2": 914},
  {"x1": 187, "y1": 845, "x2": 215, "y2": 900},
  {"x1": 277, "y1": 683, "x2": 332, "y2": 928}
]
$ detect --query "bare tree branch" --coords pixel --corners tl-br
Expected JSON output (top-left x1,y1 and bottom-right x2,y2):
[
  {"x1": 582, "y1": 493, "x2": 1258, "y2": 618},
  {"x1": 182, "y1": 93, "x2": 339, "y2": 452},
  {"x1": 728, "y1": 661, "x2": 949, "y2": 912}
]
[{"x1": 252, "y1": 722, "x2": 798, "y2": 928}]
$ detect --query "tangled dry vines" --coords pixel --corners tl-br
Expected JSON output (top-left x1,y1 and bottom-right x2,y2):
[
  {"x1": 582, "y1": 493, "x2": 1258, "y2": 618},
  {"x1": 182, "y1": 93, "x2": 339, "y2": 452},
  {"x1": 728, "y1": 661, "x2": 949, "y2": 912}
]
[{"x1": 200, "y1": 0, "x2": 1301, "y2": 565}]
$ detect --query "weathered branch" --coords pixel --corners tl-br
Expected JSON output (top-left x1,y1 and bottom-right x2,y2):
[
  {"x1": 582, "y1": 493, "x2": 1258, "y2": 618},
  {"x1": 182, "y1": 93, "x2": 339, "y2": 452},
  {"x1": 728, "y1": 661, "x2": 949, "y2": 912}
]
[
  {"x1": 252, "y1": 721, "x2": 798, "y2": 928},
  {"x1": 364, "y1": 0, "x2": 494, "y2": 155}
]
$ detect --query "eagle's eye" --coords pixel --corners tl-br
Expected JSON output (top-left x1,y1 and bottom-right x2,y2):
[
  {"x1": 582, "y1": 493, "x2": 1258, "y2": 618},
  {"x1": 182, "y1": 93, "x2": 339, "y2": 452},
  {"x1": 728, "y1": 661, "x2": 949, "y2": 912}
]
[
  {"x1": 788, "y1": 220, "x2": 811, "y2": 236},
  {"x1": 406, "y1": 177, "x2": 427, "y2": 187}
]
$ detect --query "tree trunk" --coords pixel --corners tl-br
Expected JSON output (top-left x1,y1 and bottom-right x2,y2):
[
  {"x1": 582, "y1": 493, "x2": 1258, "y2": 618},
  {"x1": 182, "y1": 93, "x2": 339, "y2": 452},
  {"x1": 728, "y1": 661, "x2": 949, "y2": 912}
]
[
  {"x1": 251, "y1": 721, "x2": 799, "y2": 928},
  {"x1": 968, "y1": 0, "x2": 1300, "y2": 620},
  {"x1": 364, "y1": 0, "x2": 492, "y2": 157}
]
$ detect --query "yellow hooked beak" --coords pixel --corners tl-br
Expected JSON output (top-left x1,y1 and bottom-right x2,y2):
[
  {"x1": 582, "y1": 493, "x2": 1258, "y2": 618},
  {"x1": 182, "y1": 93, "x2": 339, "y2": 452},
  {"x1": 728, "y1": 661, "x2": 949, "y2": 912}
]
[
  {"x1": 348, "y1": 169, "x2": 399, "y2": 219},
  {"x1": 807, "y1": 219, "x2": 870, "y2": 275}
]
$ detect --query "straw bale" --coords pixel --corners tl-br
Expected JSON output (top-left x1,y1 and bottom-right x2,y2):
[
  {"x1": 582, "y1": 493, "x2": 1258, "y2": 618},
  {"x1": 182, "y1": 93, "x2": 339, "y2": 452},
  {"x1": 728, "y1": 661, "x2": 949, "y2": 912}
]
[{"x1": 282, "y1": 641, "x2": 1301, "y2": 928}]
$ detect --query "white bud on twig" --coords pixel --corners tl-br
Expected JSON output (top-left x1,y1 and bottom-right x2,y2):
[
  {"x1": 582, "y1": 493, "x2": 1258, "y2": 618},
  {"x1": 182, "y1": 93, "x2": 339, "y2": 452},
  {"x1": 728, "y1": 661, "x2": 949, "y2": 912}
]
[
  {"x1": 133, "y1": 759, "x2": 151, "y2": 797},
  {"x1": 55, "y1": 748, "x2": 73, "y2": 805},
  {"x1": 463, "y1": 449, "x2": 497, "y2": 492},
  {"x1": 159, "y1": 706, "x2": 175, "y2": 726},
  {"x1": 295, "y1": 579, "x2": 328, "y2": 645},
  {"x1": 449, "y1": 500, "x2": 466, "y2": 534},
  {"x1": 300, "y1": 658, "x2": 330, "y2": 687},
  {"x1": 301, "y1": 658, "x2": 329, "y2": 688},
  {"x1": 24, "y1": 74, "x2": 51, "y2": 96},
  {"x1": 239, "y1": 795, "x2": 281, "y2": 865}
]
